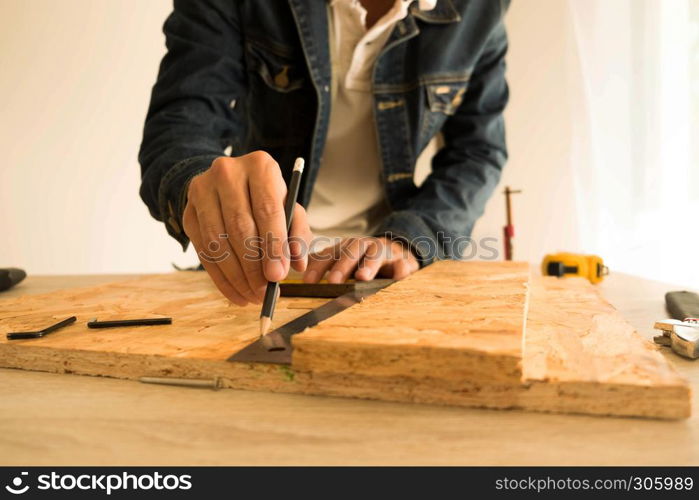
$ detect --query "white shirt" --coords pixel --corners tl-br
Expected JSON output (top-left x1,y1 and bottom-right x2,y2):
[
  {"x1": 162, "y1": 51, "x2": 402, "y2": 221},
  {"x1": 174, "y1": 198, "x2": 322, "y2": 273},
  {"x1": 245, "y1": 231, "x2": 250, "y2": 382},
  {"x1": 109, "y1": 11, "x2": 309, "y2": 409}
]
[{"x1": 306, "y1": 0, "x2": 437, "y2": 241}]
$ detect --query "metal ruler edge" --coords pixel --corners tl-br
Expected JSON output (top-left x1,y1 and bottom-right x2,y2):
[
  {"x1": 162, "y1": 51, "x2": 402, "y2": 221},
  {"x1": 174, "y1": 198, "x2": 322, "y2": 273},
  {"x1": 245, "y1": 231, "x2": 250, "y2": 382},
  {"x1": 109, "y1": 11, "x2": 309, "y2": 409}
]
[{"x1": 227, "y1": 282, "x2": 392, "y2": 365}]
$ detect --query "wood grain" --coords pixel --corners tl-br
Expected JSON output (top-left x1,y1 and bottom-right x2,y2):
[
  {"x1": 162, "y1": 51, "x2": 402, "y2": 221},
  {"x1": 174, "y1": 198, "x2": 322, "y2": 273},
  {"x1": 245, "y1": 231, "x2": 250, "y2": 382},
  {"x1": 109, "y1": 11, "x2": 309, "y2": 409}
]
[
  {"x1": 0, "y1": 263, "x2": 690, "y2": 419},
  {"x1": 0, "y1": 272, "x2": 325, "y2": 361},
  {"x1": 518, "y1": 277, "x2": 691, "y2": 419},
  {"x1": 293, "y1": 260, "x2": 530, "y2": 383}
]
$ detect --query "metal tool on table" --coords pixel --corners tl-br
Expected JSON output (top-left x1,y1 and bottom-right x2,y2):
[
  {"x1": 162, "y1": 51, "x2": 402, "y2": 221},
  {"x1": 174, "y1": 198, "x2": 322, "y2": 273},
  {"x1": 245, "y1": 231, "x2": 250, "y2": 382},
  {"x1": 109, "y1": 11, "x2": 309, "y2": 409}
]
[
  {"x1": 653, "y1": 319, "x2": 699, "y2": 360},
  {"x1": 139, "y1": 376, "x2": 220, "y2": 389},
  {"x1": 230, "y1": 279, "x2": 394, "y2": 365},
  {"x1": 87, "y1": 317, "x2": 172, "y2": 328},
  {"x1": 6, "y1": 316, "x2": 76, "y2": 340},
  {"x1": 542, "y1": 252, "x2": 608, "y2": 284},
  {"x1": 654, "y1": 291, "x2": 699, "y2": 359},
  {"x1": 0, "y1": 268, "x2": 26, "y2": 292},
  {"x1": 138, "y1": 280, "x2": 393, "y2": 387},
  {"x1": 502, "y1": 186, "x2": 521, "y2": 261},
  {"x1": 279, "y1": 278, "x2": 392, "y2": 298},
  {"x1": 172, "y1": 262, "x2": 390, "y2": 299}
]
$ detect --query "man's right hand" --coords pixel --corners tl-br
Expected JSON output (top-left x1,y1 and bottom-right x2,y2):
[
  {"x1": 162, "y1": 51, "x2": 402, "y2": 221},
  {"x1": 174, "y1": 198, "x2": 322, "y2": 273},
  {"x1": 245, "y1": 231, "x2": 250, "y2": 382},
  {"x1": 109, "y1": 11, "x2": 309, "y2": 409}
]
[{"x1": 182, "y1": 151, "x2": 313, "y2": 306}]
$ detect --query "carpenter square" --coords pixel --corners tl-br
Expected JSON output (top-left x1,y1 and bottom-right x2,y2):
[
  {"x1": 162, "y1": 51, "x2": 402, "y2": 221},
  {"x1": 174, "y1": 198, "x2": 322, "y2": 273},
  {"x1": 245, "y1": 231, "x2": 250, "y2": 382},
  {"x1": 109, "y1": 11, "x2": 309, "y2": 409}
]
[
  {"x1": 280, "y1": 278, "x2": 393, "y2": 298},
  {"x1": 228, "y1": 281, "x2": 393, "y2": 365}
]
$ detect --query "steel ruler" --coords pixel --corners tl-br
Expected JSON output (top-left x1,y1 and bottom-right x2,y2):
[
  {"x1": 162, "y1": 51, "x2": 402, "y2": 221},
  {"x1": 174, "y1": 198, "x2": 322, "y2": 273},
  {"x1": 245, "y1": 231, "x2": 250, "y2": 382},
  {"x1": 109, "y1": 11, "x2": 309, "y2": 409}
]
[{"x1": 228, "y1": 280, "x2": 393, "y2": 365}]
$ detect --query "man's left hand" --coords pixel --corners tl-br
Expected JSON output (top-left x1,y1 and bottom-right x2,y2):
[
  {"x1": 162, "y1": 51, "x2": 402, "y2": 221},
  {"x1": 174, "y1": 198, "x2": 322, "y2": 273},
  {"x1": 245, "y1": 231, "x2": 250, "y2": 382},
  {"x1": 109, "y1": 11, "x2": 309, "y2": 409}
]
[{"x1": 303, "y1": 237, "x2": 419, "y2": 284}]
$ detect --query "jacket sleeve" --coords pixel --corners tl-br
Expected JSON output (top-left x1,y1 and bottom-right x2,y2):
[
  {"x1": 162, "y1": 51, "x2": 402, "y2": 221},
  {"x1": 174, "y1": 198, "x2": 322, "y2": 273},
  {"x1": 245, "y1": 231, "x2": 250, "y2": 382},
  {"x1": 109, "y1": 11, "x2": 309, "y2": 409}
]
[
  {"x1": 138, "y1": 0, "x2": 246, "y2": 250},
  {"x1": 376, "y1": 16, "x2": 509, "y2": 266}
]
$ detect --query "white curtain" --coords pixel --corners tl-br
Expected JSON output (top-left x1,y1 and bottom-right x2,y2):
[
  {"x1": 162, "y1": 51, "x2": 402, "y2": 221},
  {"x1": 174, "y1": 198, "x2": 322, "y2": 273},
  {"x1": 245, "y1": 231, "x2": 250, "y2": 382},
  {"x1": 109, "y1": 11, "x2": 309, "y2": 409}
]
[{"x1": 568, "y1": 0, "x2": 698, "y2": 288}]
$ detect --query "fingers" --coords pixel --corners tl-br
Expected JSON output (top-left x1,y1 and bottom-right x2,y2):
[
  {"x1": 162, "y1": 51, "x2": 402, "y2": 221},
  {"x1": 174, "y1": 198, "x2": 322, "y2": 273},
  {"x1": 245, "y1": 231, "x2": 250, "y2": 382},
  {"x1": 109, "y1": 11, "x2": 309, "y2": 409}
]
[
  {"x1": 182, "y1": 204, "x2": 248, "y2": 306},
  {"x1": 303, "y1": 237, "x2": 420, "y2": 284},
  {"x1": 192, "y1": 194, "x2": 258, "y2": 304},
  {"x1": 394, "y1": 243, "x2": 420, "y2": 279},
  {"x1": 356, "y1": 238, "x2": 420, "y2": 281},
  {"x1": 289, "y1": 203, "x2": 313, "y2": 272},
  {"x1": 218, "y1": 174, "x2": 267, "y2": 301},
  {"x1": 303, "y1": 243, "x2": 340, "y2": 284},
  {"x1": 327, "y1": 238, "x2": 369, "y2": 283},
  {"x1": 187, "y1": 160, "x2": 257, "y2": 304},
  {"x1": 248, "y1": 152, "x2": 289, "y2": 282},
  {"x1": 355, "y1": 239, "x2": 387, "y2": 281},
  {"x1": 389, "y1": 257, "x2": 415, "y2": 280}
]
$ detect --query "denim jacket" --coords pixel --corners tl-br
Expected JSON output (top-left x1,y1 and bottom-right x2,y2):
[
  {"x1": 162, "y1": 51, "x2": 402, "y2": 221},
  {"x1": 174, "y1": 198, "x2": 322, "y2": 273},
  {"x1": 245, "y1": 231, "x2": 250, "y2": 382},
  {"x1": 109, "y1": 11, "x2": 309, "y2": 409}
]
[{"x1": 139, "y1": 0, "x2": 510, "y2": 265}]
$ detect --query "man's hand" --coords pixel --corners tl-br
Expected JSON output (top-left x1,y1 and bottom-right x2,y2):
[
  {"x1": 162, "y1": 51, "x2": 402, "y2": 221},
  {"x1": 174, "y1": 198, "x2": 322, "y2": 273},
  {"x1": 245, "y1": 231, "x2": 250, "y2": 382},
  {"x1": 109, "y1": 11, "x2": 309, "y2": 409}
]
[
  {"x1": 182, "y1": 152, "x2": 313, "y2": 306},
  {"x1": 303, "y1": 236, "x2": 419, "y2": 284}
]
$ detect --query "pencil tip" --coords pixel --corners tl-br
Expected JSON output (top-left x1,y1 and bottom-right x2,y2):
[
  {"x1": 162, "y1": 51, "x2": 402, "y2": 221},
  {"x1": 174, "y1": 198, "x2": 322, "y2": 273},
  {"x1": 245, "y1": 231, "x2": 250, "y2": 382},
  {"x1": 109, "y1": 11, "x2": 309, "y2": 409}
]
[{"x1": 259, "y1": 316, "x2": 272, "y2": 337}]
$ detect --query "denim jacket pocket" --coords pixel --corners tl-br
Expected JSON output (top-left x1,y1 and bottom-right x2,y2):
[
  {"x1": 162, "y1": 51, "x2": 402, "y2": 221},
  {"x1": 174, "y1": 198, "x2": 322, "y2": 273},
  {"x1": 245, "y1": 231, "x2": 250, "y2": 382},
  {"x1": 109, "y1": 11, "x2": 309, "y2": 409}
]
[
  {"x1": 425, "y1": 82, "x2": 469, "y2": 116},
  {"x1": 245, "y1": 40, "x2": 307, "y2": 93},
  {"x1": 419, "y1": 79, "x2": 470, "y2": 147}
]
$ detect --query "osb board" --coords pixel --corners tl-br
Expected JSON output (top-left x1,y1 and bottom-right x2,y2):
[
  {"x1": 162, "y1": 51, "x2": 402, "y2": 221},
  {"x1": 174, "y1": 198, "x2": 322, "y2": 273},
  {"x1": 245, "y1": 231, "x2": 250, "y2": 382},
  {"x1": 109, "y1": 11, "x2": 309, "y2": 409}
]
[
  {"x1": 0, "y1": 264, "x2": 691, "y2": 419},
  {"x1": 0, "y1": 261, "x2": 526, "y2": 370},
  {"x1": 292, "y1": 261, "x2": 530, "y2": 383},
  {"x1": 0, "y1": 272, "x2": 326, "y2": 361},
  {"x1": 291, "y1": 278, "x2": 689, "y2": 420},
  {"x1": 519, "y1": 278, "x2": 690, "y2": 419}
]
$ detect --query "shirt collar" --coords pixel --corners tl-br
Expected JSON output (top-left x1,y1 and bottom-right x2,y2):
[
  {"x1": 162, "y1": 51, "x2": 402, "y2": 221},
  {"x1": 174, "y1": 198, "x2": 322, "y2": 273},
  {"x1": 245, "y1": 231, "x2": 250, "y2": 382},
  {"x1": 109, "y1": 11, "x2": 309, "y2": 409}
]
[{"x1": 413, "y1": 0, "x2": 438, "y2": 11}]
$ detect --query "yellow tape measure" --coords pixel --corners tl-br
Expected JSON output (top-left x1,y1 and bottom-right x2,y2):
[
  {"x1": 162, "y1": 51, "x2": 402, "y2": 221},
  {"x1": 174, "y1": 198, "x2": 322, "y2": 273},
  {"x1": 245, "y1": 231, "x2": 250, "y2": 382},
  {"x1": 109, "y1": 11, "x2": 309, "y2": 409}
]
[{"x1": 542, "y1": 252, "x2": 609, "y2": 284}]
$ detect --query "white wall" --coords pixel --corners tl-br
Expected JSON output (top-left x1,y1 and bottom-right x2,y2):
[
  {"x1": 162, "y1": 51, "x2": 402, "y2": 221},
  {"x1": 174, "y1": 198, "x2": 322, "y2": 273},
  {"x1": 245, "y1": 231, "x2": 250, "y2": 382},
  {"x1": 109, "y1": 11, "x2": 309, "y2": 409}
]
[
  {"x1": 0, "y1": 0, "x2": 665, "y2": 282},
  {"x1": 472, "y1": 0, "x2": 582, "y2": 264},
  {"x1": 0, "y1": 0, "x2": 196, "y2": 274}
]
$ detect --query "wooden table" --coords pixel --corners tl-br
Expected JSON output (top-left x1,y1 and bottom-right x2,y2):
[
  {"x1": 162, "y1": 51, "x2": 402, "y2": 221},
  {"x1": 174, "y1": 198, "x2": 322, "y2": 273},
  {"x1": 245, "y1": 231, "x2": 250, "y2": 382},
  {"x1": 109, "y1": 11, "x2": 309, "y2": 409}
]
[{"x1": 0, "y1": 272, "x2": 697, "y2": 465}]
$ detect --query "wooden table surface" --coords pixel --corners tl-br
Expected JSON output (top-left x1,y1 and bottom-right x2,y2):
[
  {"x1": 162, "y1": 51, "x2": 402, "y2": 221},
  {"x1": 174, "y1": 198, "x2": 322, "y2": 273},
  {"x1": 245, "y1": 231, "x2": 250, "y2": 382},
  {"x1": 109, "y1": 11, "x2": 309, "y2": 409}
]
[{"x1": 0, "y1": 272, "x2": 697, "y2": 465}]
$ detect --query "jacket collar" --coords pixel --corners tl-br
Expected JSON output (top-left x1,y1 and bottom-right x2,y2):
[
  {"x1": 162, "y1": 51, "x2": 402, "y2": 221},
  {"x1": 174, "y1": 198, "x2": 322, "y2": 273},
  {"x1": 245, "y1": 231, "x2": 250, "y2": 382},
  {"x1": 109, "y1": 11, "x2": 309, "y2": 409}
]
[
  {"x1": 286, "y1": 0, "x2": 461, "y2": 88},
  {"x1": 287, "y1": 0, "x2": 332, "y2": 88}
]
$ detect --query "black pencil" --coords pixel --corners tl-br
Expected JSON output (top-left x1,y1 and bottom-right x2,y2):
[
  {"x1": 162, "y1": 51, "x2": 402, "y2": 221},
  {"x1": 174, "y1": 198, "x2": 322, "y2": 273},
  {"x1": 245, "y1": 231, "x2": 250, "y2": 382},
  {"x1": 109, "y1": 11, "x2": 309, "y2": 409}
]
[{"x1": 260, "y1": 157, "x2": 305, "y2": 345}]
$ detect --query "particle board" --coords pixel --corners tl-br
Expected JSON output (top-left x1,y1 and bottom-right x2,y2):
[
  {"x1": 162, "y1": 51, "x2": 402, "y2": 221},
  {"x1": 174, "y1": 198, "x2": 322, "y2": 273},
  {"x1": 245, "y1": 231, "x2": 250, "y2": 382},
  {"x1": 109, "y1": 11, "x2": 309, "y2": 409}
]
[
  {"x1": 0, "y1": 262, "x2": 690, "y2": 419},
  {"x1": 292, "y1": 260, "x2": 530, "y2": 384},
  {"x1": 517, "y1": 278, "x2": 690, "y2": 419},
  {"x1": 0, "y1": 272, "x2": 324, "y2": 361}
]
